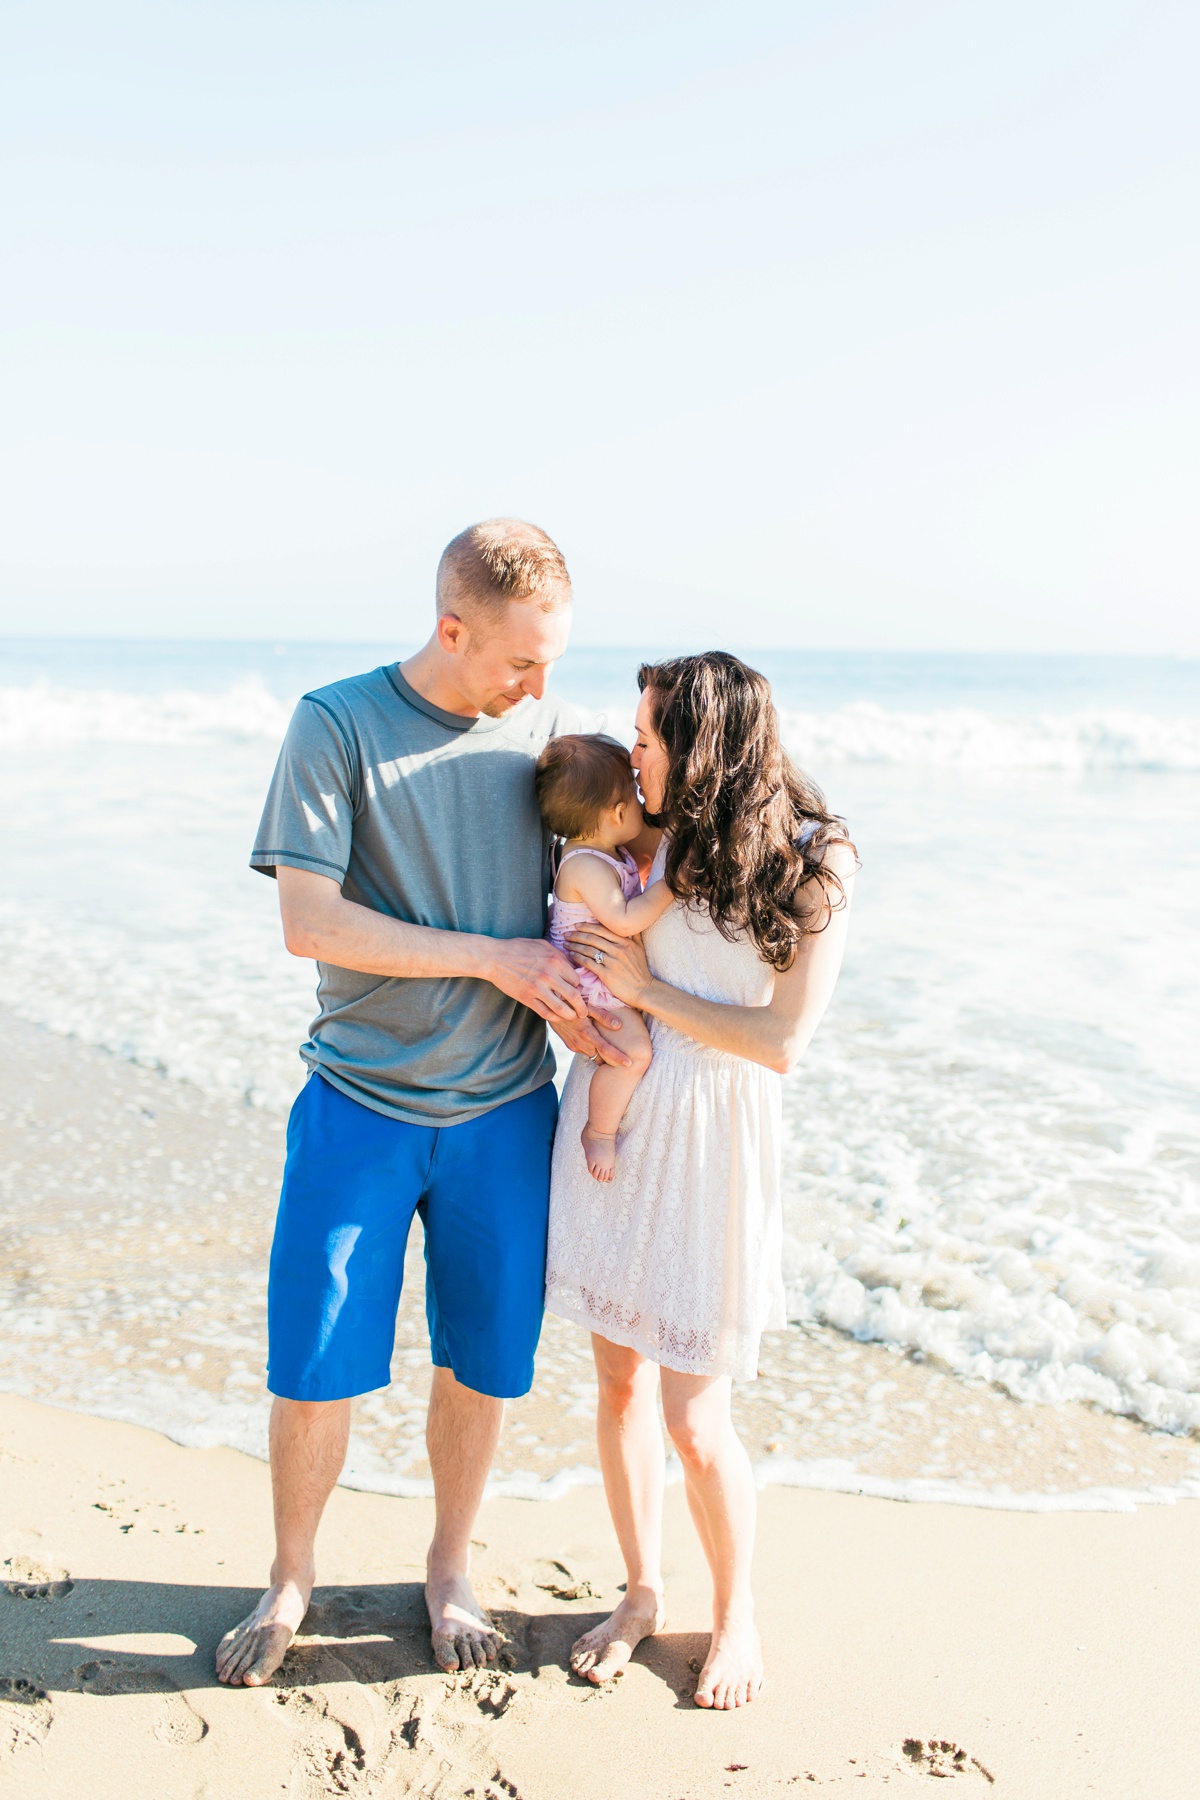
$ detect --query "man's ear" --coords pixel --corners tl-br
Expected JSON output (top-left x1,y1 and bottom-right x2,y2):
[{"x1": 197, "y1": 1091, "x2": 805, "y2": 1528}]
[{"x1": 437, "y1": 613, "x2": 468, "y2": 656}]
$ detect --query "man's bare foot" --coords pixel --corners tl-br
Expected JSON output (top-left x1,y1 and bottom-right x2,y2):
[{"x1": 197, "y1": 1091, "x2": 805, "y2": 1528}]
[
  {"x1": 427, "y1": 1568, "x2": 499, "y2": 1672},
  {"x1": 582, "y1": 1126, "x2": 617, "y2": 1182},
  {"x1": 215, "y1": 1575, "x2": 311, "y2": 1686},
  {"x1": 694, "y1": 1609, "x2": 764, "y2": 1710},
  {"x1": 570, "y1": 1588, "x2": 665, "y2": 1684}
]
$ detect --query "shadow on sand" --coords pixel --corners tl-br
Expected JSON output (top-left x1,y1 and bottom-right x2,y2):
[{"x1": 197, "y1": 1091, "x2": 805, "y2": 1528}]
[{"x1": 1, "y1": 1576, "x2": 704, "y2": 1705}]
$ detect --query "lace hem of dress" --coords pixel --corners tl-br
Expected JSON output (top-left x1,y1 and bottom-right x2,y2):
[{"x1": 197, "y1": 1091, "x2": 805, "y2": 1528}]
[{"x1": 545, "y1": 1278, "x2": 762, "y2": 1382}]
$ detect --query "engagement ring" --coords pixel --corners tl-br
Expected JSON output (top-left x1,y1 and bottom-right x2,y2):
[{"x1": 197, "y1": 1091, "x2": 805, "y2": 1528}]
[{"x1": 595, "y1": 950, "x2": 605, "y2": 965}]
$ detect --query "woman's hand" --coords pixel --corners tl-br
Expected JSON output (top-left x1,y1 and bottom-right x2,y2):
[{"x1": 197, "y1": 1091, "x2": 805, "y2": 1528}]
[{"x1": 566, "y1": 924, "x2": 653, "y2": 1009}]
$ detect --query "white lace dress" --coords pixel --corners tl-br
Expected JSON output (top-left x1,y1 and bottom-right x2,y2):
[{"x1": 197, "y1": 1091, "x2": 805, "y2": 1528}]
[{"x1": 545, "y1": 846, "x2": 785, "y2": 1382}]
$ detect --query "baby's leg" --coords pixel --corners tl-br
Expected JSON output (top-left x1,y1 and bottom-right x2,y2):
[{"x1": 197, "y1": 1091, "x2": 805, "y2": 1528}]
[{"x1": 582, "y1": 1008, "x2": 654, "y2": 1183}]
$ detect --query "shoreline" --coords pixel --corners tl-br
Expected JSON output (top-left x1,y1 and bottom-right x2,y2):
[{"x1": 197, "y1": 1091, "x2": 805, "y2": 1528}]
[
  {"x1": 19, "y1": 1385, "x2": 1200, "y2": 1519},
  {"x1": 3, "y1": 1006, "x2": 1200, "y2": 1515}
]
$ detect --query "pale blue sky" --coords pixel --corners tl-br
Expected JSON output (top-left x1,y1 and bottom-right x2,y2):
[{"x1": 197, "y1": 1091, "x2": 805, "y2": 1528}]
[{"x1": 2, "y1": 0, "x2": 1197, "y2": 649}]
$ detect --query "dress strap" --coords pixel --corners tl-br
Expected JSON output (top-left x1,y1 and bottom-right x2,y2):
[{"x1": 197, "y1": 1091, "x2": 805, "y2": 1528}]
[{"x1": 557, "y1": 847, "x2": 631, "y2": 873}]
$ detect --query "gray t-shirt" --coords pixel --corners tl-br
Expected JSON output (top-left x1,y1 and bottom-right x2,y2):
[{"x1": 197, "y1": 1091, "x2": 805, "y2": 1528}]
[{"x1": 251, "y1": 664, "x2": 579, "y2": 1125}]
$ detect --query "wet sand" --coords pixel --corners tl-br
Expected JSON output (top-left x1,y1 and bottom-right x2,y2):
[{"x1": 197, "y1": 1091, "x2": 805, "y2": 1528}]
[{"x1": 2, "y1": 1008, "x2": 1198, "y2": 1507}]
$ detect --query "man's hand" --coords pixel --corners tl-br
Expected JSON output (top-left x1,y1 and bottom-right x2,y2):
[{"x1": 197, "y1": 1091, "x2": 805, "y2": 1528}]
[
  {"x1": 274, "y1": 869, "x2": 597, "y2": 1028},
  {"x1": 484, "y1": 938, "x2": 590, "y2": 1025},
  {"x1": 548, "y1": 1015, "x2": 633, "y2": 1068}
]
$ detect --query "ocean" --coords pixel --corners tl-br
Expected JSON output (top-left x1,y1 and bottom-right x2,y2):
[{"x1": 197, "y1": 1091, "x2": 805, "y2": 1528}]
[{"x1": 2, "y1": 639, "x2": 1199, "y2": 1499}]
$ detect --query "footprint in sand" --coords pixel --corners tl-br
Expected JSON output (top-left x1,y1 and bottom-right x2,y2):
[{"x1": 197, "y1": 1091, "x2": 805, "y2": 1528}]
[
  {"x1": 3, "y1": 1555, "x2": 74, "y2": 1601},
  {"x1": 273, "y1": 1646, "x2": 389, "y2": 1791},
  {"x1": 456, "y1": 1667, "x2": 521, "y2": 1720},
  {"x1": 462, "y1": 1775, "x2": 525, "y2": 1800},
  {"x1": 404, "y1": 1663, "x2": 536, "y2": 1794},
  {"x1": 74, "y1": 1660, "x2": 207, "y2": 1745},
  {"x1": 0, "y1": 1677, "x2": 53, "y2": 1756},
  {"x1": 900, "y1": 1738, "x2": 995, "y2": 1784}
]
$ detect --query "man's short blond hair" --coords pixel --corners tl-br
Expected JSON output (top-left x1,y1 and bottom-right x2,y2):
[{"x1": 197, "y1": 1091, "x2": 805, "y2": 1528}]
[{"x1": 436, "y1": 518, "x2": 571, "y2": 621}]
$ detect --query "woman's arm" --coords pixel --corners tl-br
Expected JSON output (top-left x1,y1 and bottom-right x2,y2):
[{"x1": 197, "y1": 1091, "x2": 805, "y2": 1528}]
[{"x1": 567, "y1": 844, "x2": 856, "y2": 1073}]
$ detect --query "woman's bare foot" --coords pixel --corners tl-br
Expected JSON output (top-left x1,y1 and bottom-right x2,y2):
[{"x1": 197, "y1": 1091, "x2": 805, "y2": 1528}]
[
  {"x1": 570, "y1": 1588, "x2": 665, "y2": 1684},
  {"x1": 694, "y1": 1609, "x2": 764, "y2": 1710},
  {"x1": 215, "y1": 1574, "x2": 312, "y2": 1686},
  {"x1": 427, "y1": 1568, "x2": 500, "y2": 1671},
  {"x1": 582, "y1": 1126, "x2": 618, "y2": 1182}
]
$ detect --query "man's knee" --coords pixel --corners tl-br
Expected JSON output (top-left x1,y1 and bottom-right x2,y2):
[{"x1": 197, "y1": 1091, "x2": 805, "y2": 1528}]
[{"x1": 271, "y1": 1394, "x2": 349, "y2": 1429}]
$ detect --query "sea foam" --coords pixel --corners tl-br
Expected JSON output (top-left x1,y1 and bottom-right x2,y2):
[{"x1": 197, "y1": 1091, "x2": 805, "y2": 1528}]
[
  {"x1": 0, "y1": 678, "x2": 293, "y2": 746},
  {"x1": 3, "y1": 679, "x2": 1200, "y2": 770}
]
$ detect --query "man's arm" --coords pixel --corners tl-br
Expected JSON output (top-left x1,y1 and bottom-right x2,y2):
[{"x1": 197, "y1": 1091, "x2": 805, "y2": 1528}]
[{"x1": 277, "y1": 865, "x2": 587, "y2": 1025}]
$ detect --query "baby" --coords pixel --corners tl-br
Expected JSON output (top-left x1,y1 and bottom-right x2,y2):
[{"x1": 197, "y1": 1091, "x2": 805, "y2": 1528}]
[{"x1": 536, "y1": 734, "x2": 674, "y2": 1181}]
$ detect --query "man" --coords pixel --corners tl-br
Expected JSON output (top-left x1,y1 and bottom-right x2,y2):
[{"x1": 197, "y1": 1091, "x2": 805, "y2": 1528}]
[{"x1": 216, "y1": 519, "x2": 628, "y2": 1687}]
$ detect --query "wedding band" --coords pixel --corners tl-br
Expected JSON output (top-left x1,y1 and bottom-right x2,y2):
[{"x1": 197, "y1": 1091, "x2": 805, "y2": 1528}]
[{"x1": 596, "y1": 950, "x2": 605, "y2": 966}]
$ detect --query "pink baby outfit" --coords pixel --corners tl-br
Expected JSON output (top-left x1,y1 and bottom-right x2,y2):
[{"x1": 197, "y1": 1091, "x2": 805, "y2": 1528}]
[{"x1": 548, "y1": 847, "x2": 643, "y2": 1013}]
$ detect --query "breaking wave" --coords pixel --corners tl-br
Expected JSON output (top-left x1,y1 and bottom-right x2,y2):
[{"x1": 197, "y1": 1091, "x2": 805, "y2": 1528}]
[
  {"x1": 778, "y1": 704, "x2": 1200, "y2": 772},
  {"x1": 3, "y1": 680, "x2": 1195, "y2": 771},
  {"x1": 0, "y1": 679, "x2": 293, "y2": 746}
]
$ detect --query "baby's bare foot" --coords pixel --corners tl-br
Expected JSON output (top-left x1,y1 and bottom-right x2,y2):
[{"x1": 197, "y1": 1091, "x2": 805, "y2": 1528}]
[
  {"x1": 582, "y1": 1126, "x2": 617, "y2": 1182},
  {"x1": 216, "y1": 1576, "x2": 311, "y2": 1686},
  {"x1": 694, "y1": 1609, "x2": 764, "y2": 1710},
  {"x1": 570, "y1": 1590, "x2": 665, "y2": 1684}
]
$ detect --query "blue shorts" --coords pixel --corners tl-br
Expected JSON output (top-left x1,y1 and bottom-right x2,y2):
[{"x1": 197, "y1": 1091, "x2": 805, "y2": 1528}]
[{"x1": 267, "y1": 1073, "x2": 558, "y2": 1403}]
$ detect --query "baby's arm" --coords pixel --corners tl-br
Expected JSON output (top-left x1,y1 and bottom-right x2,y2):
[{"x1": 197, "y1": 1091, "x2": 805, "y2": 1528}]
[
  {"x1": 617, "y1": 879, "x2": 674, "y2": 935},
  {"x1": 558, "y1": 858, "x2": 674, "y2": 939}
]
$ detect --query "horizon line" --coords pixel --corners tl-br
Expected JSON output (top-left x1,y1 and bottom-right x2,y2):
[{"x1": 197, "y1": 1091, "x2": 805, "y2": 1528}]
[{"x1": 0, "y1": 635, "x2": 1195, "y2": 663}]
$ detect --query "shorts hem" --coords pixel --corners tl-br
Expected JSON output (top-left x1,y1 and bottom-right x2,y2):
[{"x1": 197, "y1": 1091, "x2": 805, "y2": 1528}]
[
  {"x1": 266, "y1": 1366, "x2": 394, "y2": 1403},
  {"x1": 435, "y1": 1360, "x2": 535, "y2": 1401}
]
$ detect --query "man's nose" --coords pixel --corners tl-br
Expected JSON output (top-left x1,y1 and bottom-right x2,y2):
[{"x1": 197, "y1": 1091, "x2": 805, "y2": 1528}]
[{"x1": 521, "y1": 667, "x2": 548, "y2": 700}]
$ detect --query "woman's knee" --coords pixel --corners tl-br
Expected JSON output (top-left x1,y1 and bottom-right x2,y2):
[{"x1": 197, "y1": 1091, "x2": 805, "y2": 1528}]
[
  {"x1": 664, "y1": 1404, "x2": 723, "y2": 1471},
  {"x1": 593, "y1": 1339, "x2": 650, "y2": 1416}
]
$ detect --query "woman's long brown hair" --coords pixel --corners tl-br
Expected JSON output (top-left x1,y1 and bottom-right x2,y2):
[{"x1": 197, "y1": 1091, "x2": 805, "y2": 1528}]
[{"x1": 639, "y1": 652, "x2": 855, "y2": 971}]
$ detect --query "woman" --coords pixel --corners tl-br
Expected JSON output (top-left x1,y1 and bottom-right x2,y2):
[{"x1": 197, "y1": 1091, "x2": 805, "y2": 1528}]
[{"x1": 545, "y1": 652, "x2": 856, "y2": 1710}]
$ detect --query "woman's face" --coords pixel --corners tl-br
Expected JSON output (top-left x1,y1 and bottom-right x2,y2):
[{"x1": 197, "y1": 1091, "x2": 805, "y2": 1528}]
[{"x1": 632, "y1": 690, "x2": 669, "y2": 817}]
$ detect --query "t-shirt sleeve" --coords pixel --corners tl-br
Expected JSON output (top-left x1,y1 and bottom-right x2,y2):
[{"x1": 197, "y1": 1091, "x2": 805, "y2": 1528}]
[{"x1": 249, "y1": 697, "x2": 358, "y2": 882}]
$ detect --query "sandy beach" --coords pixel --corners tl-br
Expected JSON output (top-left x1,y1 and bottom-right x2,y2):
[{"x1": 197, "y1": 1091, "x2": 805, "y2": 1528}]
[{"x1": 4, "y1": 1388, "x2": 1200, "y2": 1799}]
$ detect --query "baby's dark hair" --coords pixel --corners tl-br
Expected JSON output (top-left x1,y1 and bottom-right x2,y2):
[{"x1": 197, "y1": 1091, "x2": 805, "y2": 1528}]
[{"x1": 535, "y1": 734, "x2": 637, "y2": 839}]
